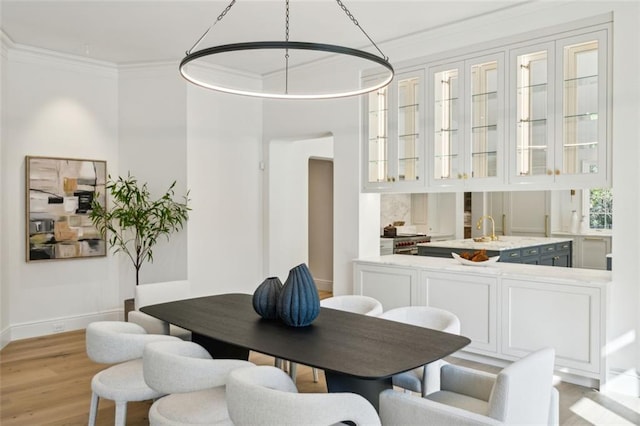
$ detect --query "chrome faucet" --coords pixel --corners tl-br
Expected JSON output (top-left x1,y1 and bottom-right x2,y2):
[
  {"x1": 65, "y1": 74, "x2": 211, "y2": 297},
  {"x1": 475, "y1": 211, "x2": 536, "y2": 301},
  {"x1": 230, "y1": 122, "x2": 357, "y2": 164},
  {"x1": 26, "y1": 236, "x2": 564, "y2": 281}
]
[{"x1": 476, "y1": 215, "x2": 498, "y2": 241}]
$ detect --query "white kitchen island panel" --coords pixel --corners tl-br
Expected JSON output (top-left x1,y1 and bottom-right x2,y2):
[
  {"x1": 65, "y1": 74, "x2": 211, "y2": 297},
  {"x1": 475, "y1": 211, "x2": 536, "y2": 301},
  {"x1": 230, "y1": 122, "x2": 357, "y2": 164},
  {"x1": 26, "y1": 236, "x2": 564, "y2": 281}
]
[
  {"x1": 353, "y1": 255, "x2": 611, "y2": 388},
  {"x1": 501, "y1": 278, "x2": 602, "y2": 376},
  {"x1": 422, "y1": 271, "x2": 498, "y2": 354}
]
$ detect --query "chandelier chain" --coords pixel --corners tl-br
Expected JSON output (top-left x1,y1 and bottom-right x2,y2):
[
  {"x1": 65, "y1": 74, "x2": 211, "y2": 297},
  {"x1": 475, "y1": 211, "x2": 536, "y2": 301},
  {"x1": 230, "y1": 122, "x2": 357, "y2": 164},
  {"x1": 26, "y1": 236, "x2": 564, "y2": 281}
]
[
  {"x1": 187, "y1": 0, "x2": 237, "y2": 55},
  {"x1": 334, "y1": 0, "x2": 388, "y2": 61}
]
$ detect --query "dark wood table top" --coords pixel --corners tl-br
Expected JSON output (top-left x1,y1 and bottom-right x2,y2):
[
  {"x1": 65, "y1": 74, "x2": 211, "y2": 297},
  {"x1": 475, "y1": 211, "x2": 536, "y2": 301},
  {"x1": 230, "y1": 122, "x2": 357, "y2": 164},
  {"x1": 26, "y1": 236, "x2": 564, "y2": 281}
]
[{"x1": 141, "y1": 293, "x2": 471, "y2": 380}]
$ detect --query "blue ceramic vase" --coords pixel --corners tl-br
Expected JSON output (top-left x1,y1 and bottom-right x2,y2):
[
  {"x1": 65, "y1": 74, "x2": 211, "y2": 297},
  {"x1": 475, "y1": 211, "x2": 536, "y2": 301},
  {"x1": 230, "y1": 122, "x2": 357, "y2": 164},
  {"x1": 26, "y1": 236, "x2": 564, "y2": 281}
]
[
  {"x1": 252, "y1": 277, "x2": 283, "y2": 320},
  {"x1": 277, "y1": 263, "x2": 320, "y2": 327}
]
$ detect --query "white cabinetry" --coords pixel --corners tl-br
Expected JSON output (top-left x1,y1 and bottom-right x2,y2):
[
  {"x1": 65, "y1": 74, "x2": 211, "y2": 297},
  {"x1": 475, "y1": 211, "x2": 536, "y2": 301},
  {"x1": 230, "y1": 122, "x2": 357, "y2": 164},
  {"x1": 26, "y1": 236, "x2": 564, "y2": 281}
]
[
  {"x1": 427, "y1": 53, "x2": 505, "y2": 190},
  {"x1": 363, "y1": 68, "x2": 426, "y2": 191},
  {"x1": 510, "y1": 30, "x2": 610, "y2": 188},
  {"x1": 353, "y1": 263, "x2": 423, "y2": 311},
  {"x1": 422, "y1": 270, "x2": 498, "y2": 355},
  {"x1": 501, "y1": 278, "x2": 602, "y2": 376},
  {"x1": 353, "y1": 256, "x2": 610, "y2": 387},
  {"x1": 362, "y1": 18, "x2": 611, "y2": 193}
]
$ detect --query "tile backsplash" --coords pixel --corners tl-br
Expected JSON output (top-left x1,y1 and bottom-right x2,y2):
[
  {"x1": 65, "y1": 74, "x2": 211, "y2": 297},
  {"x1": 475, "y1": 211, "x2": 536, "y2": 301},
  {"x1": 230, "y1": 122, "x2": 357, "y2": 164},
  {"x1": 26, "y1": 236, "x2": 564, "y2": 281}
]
[{"x1": 380, "y1": 194, "x2": 412, "y2": 230}]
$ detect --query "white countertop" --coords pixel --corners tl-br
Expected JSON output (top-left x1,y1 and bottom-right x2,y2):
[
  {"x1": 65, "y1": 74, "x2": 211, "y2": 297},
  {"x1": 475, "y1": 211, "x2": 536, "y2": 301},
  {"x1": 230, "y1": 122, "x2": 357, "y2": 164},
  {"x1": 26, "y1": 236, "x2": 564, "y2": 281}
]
[
  {"x1": 416, "y1": 235, "x2": 573, "y2": 251},
  {"x1": 354, "y1": 254, "x2": 611, "y2": 286}
]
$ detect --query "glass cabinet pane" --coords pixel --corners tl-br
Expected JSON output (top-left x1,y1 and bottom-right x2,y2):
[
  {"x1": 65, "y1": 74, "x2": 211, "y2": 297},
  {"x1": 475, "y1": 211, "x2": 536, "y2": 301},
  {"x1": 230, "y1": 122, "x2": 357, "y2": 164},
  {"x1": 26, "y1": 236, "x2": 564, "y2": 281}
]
[
  {"x1": 433, "y1": 69, "x2": 460, "y2": 180},
  {"x1": 516, "y1": 50, "x2": 549, "y2": 176},
  {"x1": 470, "y1": 61, "x2": 498, "y2": 178},
  {"x1": 367, "y1": 87, "x2": 388, "y2": 183},
  {"x1": 397, "y1": 77, "x2": 421, "y2": 182},
  {"x1": 563, "y1": 40, "x2": 599, "y2": 175}
]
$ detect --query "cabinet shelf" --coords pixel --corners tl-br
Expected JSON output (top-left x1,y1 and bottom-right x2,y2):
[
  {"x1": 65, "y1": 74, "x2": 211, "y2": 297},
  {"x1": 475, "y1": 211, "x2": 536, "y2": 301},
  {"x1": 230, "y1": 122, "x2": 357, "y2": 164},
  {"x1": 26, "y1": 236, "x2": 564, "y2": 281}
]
[
  {"x1": 518, "y1": 118, "x2": 547, "y2": 124},
  {"x1": 471, "y1": 124, "x2": 498, "y2": 131},
  {"x1": 517, "y1": 82, "x2": 548, "y2": 91},
  {"x1": 564, "y1": 113, "x2": 598, "y2": 120},
  {"x1": 399, "y1": 103, "x2": 419, "y2": 110},
  {"x1": 564, "y1": 74, "x2": 598, "y2": 85},
  {"x1": 399, "y1": 133, "x2": 420, "y2": 139},
  {"x1": 471, "y1": 91, "x2": 498, "y2": 99}
]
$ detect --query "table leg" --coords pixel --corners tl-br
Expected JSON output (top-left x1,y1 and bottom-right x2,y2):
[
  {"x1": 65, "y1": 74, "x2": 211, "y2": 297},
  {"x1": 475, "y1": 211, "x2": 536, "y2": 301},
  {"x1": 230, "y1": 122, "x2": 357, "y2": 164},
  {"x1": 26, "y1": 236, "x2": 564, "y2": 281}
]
[
  {"x1": 324, "y1": 371, "x2": 392, "y2": 411},
  {"x1": 192, "y1": 332, "x2": 250, "y2": 360}
]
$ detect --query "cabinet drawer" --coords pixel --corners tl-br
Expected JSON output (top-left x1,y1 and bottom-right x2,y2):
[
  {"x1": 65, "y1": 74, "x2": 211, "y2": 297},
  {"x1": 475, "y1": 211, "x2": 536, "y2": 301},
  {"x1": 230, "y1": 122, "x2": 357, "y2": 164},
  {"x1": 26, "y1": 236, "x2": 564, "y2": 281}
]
[
  {"x1": 541, "y1": 244, "x2": 556, "y2": 254},
  {"x1": 557, "y1": 242, "x2": 571, "y2": 251},
  {"x1": 500, "y1": 249, "x2": 521, "y2": 262},
  {"x1": 521, "y1": 247, "x2": 540, "y2": 257}
]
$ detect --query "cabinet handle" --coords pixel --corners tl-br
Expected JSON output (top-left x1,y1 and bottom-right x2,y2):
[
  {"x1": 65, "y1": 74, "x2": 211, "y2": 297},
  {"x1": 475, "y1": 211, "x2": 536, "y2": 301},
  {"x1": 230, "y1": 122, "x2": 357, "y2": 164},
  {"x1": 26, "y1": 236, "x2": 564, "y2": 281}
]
[
  {"x1": 584, "y1": 237, "x2": 605, "y2": 241},
  {"x1": 502, "y1": 214, "x2": 506, "y2": 236}
]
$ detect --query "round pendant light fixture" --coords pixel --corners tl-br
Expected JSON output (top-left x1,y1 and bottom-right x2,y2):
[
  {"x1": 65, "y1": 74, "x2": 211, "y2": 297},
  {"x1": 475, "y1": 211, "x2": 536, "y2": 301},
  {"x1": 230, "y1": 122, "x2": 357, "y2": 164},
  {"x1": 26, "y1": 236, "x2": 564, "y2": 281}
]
[{"x1": 179, "y1": 0, "x2": 394, "y2": 100}]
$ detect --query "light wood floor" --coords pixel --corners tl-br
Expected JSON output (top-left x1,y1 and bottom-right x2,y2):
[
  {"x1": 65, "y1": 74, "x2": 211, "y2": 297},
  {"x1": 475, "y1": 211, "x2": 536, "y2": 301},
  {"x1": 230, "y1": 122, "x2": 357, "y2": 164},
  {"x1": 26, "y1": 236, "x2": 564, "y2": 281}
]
[{"x1": 1, "y1": 330, "x2": 638, "y2": 425}]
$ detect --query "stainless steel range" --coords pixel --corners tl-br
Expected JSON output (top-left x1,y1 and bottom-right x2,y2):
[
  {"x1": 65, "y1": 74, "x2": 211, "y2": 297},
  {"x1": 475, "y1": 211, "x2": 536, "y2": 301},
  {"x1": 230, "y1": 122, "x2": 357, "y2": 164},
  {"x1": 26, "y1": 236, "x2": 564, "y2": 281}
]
[{"x1": 381, "y1": 234, "x2": 431, "y2": 255}]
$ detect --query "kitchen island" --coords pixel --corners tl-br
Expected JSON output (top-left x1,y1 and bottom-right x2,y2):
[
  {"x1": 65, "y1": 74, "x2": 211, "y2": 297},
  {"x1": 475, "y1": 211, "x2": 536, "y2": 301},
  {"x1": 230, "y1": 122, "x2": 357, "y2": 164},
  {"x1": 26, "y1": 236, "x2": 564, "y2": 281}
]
[
  {"x1": 417, "y1": 235, "x2": 573, "y2": 267},
  {"x1": 353, "y1": 255, "x2": 611, "y2": 389}
]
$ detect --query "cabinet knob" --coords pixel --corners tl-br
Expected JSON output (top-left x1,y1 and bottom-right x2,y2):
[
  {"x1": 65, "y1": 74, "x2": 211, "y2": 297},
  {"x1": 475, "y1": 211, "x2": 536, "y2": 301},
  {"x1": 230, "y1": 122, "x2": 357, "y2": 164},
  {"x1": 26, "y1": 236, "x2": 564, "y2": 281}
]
[
  {"x1": 463, "y1": 173, "x2": 468, "y2": 179},
  {"x1": 555, "y1": 169, "x2": 561, "y2": 175},
  {"x1": 392, "y1": 176, "x2": 396, "y2": 182},
  {"x1": 546, "y1": 169, "x2": 553, "y2": 176},
  {"x1": 457, "y1": 173, "x2": 462, "y2": 179}
]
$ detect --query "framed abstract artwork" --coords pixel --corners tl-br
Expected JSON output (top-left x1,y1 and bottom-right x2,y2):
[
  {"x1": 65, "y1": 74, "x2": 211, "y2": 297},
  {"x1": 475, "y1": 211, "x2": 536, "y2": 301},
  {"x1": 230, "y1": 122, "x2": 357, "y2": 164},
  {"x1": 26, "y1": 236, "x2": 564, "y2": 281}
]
[{"x1": 26, "y1": 156, "x2": 107, "y2": 261}]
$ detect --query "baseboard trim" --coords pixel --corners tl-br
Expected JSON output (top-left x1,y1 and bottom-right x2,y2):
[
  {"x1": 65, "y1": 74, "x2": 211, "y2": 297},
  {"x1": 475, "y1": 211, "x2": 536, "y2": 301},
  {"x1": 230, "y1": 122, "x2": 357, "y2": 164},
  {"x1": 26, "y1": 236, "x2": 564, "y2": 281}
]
[
  {"x1": 0, "y1": 326, "x2": 10, "y2": 350},
  {"x1": 8, "y1": 309, "x2": 122, "y2": 342},
  {"x1": 314, "y1": 278, "x2": 333, "y2": 292}
]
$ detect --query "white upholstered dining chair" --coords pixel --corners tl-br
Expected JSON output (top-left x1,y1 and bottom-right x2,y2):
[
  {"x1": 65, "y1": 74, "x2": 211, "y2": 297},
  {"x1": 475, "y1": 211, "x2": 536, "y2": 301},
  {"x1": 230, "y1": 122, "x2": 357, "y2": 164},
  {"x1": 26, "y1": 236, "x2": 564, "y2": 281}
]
[
  {"x1": 142, "y1": 340, "x2": 254, "y2": 425},
  {"x1": 378, "y1": 305, "x2": 461, "y2": 396},
  {"x1": 227, "y1": 365, "x2": 381, "y2": 426},
  {"x1": 379, "y1": 347, "x2": 559, "y2": 426},
  {"x1": 127, "y1": 280, "x2": 192, "y2": 340},
  {"x1": 85, "y1": 321, "x2": 179, "y2": 426}
]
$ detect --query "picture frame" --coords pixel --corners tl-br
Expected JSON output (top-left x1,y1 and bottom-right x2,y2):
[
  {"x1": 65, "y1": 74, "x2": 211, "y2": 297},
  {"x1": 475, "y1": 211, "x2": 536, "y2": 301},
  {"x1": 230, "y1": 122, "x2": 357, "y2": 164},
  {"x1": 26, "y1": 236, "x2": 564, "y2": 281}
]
[{"x1": 26, "y1": 156, "x2": 107, "y2": 261}]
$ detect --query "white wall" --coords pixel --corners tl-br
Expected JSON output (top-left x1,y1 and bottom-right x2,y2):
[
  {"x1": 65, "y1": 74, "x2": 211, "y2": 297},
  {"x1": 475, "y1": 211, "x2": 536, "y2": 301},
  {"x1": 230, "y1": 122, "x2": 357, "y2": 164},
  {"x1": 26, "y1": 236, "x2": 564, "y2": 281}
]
[
  {"x1": 1, "y1": 47, "x2": 120, "y2": 339},
  {"x1": 186, "y1": 84, "x2": 264, "y2": 297},
  {"x1": 267, "y1": 136, "x2": 333, "y2": 283},
  {"x1": 0, "y1": 30, "x2": 8, "y2": 347},
  {"x1": 118, "y1": 64, "x2": 188, "y2": 299}
]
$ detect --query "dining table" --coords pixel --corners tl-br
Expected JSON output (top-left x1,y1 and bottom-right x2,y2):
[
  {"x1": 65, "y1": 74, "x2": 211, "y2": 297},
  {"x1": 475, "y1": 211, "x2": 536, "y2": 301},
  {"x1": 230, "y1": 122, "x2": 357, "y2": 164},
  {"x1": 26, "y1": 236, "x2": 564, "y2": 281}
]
[{"x1": 141, "y1": 293, "x2": 471, "y2": 410}]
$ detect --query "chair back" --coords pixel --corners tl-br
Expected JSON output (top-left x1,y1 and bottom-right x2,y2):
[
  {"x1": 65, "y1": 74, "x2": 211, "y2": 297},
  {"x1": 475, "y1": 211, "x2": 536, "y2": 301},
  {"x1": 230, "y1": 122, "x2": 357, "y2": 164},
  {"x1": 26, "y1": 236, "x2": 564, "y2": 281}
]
[
  {"x1": 134, "y1": 280, "x2": 190, "y2": 309},
  {"x1": 227, "y1": 365, "x2": 381, "y2": 426},
  {"x1": 143, "y1": 340, "x2": 253, "y2": 394},
  {"x1": 85, "y1": 321, "x2": 177, "y2": 364},
  {"x1": 488, "y1": 347, "x2": 555, "y2": 424},
  {"x1": 379, "y1": 306, "x2": 461, "y2": 334},
  {"x1": 320, "y1": 295, "x2": 383, "y2": 316}
]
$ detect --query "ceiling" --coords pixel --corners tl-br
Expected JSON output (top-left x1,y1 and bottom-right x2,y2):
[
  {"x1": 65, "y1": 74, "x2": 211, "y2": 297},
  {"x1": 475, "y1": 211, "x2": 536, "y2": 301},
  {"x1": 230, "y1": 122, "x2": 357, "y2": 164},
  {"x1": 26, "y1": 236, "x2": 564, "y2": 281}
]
[{"x1": 1, "y1": 1, "x2": 529, "y2": 75}]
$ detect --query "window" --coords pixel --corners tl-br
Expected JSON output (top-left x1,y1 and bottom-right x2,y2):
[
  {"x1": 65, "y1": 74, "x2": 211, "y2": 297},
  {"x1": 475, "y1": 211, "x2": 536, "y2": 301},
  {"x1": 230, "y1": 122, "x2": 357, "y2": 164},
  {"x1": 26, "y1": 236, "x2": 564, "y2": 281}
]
[{"x1": 587, "y1": 188, "x2": 612, "y2": 230}]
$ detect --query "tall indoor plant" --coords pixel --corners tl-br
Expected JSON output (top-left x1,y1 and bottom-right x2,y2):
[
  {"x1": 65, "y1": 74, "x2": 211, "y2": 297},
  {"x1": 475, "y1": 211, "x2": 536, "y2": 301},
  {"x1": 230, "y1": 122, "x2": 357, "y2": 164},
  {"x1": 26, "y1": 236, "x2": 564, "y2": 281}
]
[{"x1": 89, "y1": 174, "x2": 190, "y2": 286}]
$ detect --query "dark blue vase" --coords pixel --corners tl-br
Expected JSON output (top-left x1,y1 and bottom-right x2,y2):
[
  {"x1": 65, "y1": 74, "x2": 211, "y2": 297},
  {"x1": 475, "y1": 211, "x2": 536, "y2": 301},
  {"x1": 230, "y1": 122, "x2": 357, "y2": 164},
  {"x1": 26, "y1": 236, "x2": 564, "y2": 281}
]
[
  {"x1": 277, "y1": 263, "x2": 320, "y2": 327},
  {"x1": 252, "y1": 277, "x2": 283, "y2": 320}
]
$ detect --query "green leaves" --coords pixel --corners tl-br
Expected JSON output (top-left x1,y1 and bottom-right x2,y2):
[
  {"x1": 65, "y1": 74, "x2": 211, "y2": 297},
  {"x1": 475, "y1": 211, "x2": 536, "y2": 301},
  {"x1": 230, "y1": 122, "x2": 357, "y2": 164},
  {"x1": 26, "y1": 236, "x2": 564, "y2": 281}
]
[{"x1": 89, "y1": 174, "x2": 190, "y2": 285}]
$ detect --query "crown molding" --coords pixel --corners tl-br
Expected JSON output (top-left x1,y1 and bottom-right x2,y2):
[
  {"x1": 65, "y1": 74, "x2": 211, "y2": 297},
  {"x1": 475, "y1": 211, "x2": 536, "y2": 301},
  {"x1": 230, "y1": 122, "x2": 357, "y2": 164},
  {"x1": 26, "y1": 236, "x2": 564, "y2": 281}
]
[{"x1": 7, "y1": 41, "x2": 118, "y2": 78}]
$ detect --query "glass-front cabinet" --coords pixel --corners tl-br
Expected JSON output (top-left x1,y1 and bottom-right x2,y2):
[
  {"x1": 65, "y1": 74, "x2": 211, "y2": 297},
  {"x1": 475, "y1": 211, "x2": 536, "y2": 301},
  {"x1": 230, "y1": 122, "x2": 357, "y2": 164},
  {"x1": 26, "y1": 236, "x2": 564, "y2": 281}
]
[
  {"x1": 428, "y1": 53, "x2": 504, "y2": 189},
  {"x1": 362, "y1": 20, "x2": 610, "y2": 193},
  {"x1": 510, "y1": 42, "x2": 555, "y2": 184},
  {"x1": 509, "y1": 30, "x2": 608, "y2": 187},
  {"x1": 364, "y1": 69, "x2": 425, "y2": 191},
  {"x1": 556, "y1": 30, "x2": 608, "y2": 186}
]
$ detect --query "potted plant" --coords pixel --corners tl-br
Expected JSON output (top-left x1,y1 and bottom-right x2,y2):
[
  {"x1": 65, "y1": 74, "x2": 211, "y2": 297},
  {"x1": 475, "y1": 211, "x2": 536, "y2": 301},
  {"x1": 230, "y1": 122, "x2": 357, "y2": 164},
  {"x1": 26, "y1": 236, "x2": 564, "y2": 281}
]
[{"x1": 89, "y1": 174, "x2": 190, "y2": 287}]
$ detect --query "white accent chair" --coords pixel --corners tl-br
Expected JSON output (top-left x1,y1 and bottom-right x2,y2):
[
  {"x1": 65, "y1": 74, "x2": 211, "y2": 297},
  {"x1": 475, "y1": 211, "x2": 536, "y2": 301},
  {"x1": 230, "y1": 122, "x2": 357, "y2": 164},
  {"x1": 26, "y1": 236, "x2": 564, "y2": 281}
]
[
  {"x1": 227, "y1": 365, "x2": 381, "y2": 426},
  {"x1": 127, "y1": 280, "x2": 191, "y2": 340},
  {"x1": 379, "y1": 305, "x2": 461, "y2": 396},
  {"x1": 142, "y1": 340, "x2": 254, "y2": 426},
  {"x1": 288, "y1": 295, "x2": 384, "y2": 382},
  {"x1": 85, "y1": 321, "x2": 180, "y2": 426},
  {"x1": 379, "y1": 347, "x2": 559, "y2": 426}
]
